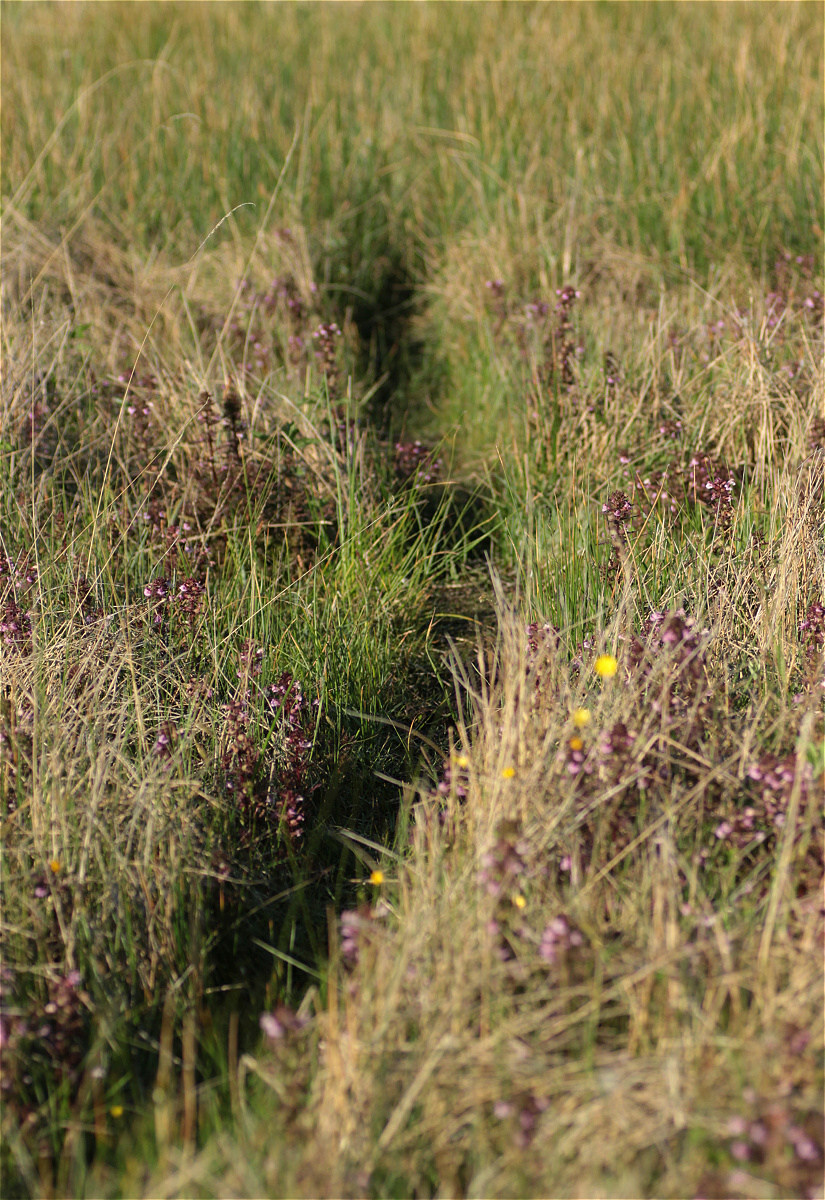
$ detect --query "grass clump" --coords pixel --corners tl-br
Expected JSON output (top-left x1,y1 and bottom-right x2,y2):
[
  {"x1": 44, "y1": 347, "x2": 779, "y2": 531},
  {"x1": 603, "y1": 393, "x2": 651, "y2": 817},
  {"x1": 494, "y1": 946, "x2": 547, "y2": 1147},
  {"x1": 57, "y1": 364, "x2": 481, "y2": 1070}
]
[{"x1": 0, "y1": 237, "x2": 472, "y2": 1194}]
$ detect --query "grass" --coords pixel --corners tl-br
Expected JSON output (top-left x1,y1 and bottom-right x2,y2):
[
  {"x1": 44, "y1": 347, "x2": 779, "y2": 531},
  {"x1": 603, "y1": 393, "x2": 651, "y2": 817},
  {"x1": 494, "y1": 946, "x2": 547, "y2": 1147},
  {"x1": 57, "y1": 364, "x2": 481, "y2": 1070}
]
[{"x1": 1, "y1": 2, "x2": 823, "y2": 1197}]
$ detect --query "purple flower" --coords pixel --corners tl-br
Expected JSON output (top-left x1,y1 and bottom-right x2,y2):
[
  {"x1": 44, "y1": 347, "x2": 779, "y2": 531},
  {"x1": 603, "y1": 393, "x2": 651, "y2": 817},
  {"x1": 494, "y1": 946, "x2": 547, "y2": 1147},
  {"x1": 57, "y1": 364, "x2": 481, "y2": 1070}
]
[
  {"x1": 259, "y1": 1006, "x2": 308, "y2": 1041},
  {"x1": 143, "y1": 577, "x2": 169, "y2": 600},
  {"x1": 539, "y1": 914, "x2": 584, "y2": 964}
]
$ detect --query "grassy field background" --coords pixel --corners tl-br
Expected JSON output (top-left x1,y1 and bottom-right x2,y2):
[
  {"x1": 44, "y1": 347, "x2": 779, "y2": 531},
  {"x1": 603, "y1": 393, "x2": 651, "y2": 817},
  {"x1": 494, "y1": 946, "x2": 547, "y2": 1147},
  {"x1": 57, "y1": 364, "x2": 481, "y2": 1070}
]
[{"x1": 1, "y1": 2, "x2": 823, "y2": 1197}]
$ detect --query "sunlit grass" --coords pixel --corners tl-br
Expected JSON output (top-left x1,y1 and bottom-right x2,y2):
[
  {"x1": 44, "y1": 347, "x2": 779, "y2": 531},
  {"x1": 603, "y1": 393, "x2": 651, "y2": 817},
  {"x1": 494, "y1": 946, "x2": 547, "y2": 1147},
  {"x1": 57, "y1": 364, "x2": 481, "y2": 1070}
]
[{"x1": 1, "y1": 2, "x2": 822, "y2": 1197}]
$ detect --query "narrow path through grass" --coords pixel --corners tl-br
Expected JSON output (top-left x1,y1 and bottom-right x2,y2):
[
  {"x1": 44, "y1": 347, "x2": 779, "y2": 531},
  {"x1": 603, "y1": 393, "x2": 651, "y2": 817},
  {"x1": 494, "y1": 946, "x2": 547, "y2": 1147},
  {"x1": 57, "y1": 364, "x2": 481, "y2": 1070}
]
[{"x1": 1, "y1": 5, "x2": 822, "y2": 1197}]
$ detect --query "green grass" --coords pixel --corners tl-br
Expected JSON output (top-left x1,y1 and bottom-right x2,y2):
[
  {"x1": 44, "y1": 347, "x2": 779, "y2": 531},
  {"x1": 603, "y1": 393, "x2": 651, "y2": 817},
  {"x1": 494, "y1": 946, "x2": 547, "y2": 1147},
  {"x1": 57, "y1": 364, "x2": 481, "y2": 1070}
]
[{"x1": 1, "y1": 2, "x2": 823, "y2": 1197}]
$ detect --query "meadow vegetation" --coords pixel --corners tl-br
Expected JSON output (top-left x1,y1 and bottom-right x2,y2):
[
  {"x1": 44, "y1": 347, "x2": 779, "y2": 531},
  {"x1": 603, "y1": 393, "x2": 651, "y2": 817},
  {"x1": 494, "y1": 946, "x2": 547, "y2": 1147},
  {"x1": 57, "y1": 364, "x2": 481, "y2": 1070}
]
[{"x1": 1, "y1": 3, "x2": 823, "y2": 1197}]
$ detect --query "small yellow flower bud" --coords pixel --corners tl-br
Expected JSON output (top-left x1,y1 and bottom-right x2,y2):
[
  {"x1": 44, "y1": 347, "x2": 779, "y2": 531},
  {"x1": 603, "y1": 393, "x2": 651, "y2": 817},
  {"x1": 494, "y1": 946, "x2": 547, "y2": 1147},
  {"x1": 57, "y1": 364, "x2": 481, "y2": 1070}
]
[
  {"x1": 369, "y1": 870, "x2": 385, "y2": 886},
  {"x1": 594, "y1": 654, "x2": 618, "y2": 679},
  {"x1": 572, "y1": 708, "x2": 591, "y2": 728},
  {"x1": 501, "y1": 766, "x2": 516, "y2": 779}
]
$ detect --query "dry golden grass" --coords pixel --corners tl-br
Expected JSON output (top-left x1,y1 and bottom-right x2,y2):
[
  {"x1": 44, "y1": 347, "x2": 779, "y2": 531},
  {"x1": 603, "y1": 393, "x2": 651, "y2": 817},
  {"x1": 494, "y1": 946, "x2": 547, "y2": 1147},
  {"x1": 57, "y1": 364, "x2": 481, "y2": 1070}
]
[{"x1": 2, "y1": 3, "x2": 822, "y2": 1196}]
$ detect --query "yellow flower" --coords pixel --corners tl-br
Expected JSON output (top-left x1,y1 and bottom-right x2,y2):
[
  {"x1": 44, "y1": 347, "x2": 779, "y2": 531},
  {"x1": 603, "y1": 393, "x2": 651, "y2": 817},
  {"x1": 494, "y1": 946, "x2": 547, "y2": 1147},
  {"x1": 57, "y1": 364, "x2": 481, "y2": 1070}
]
[
  {"x1": 49, "y1": 859, "x2": 61, "y2": 874},
  {"x1": 572, "y1": 707, "x2": 591, "y2": 728},
  {"x1": 513, "y1": 894, "x2": 526, "y2": 909},
  {"x1": 501, "y1": 766, "x2": 516, "y2": 779},
  {"x1": 594, "y1": 654, "x2": 618, "y2": 679},
  {"x1": 455, "y1": 753, "x2": 470, "y2": 768},
  {"x1": 110, "y1": 1105, "x2": 124, "y2": 1119},
  {"x1": 568, "y1": 736, "x2": 584, "y2": 751},
  {"x1": 369, "y1": 869, "x2": 385, "y2": 886}
]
